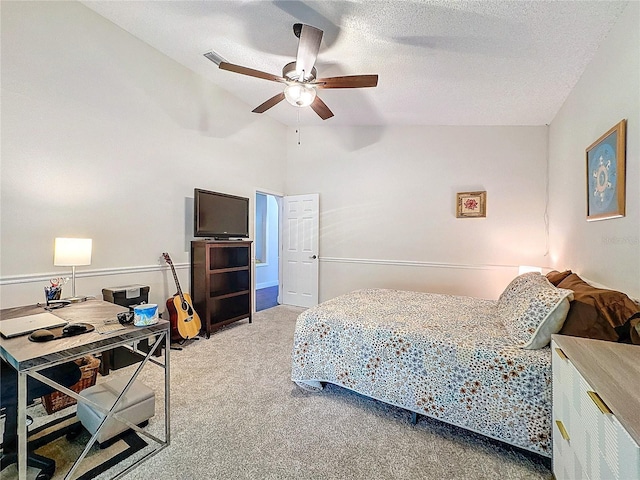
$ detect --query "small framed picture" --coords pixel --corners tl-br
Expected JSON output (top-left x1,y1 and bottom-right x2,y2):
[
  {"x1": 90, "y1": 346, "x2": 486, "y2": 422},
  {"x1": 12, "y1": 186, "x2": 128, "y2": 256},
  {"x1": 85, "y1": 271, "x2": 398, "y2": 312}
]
[
  {"x1": 586, "y1": 119, "x2": 626, "y2": 221},
  {"x1": 456, "y1": 191, "x2": 486, "y2": 218}
]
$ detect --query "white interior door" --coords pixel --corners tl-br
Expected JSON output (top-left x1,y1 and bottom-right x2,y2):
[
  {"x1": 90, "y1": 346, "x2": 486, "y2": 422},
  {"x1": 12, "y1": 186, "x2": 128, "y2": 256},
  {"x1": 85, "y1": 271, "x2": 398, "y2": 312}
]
[{"x1": 281, "y1": 194, "x2": 319, "y2": 308}]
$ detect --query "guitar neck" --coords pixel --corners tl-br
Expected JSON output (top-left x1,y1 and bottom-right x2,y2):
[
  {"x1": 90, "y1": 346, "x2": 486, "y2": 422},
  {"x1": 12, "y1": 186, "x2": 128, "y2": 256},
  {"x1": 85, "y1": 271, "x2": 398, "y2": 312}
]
[
  {"x1": 164, "y1": 255, "x2": 185, "y2": 302},
  {"x1": 171, "y1": 265, "x2": 185, "y2": 300}
]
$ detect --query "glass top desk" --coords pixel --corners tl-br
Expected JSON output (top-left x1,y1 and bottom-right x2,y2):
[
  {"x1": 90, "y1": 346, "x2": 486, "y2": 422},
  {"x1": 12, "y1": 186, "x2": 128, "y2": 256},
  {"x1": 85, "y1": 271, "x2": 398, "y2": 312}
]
[{"x1": 0, "y1": 300, "x2": 170, "y2": 480}]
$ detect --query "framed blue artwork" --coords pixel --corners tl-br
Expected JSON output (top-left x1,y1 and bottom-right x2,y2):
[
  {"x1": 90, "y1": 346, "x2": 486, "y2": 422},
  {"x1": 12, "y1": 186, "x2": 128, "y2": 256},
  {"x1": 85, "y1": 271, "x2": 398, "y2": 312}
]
[{"x1": 586, "y1": 119, "x2": 626, "y2": 221}]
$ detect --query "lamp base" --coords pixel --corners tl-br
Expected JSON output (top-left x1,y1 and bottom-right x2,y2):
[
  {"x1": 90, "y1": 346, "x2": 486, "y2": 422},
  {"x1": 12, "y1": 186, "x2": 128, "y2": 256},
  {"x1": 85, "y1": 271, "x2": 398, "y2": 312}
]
[{"x1": 64, "y1": 296, "x2": 88, "y2": 303}]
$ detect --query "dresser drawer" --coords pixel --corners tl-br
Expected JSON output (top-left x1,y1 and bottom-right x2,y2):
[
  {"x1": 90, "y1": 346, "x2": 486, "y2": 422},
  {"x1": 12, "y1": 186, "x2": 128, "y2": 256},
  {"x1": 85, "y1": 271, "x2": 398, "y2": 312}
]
[
  {"x1": 552, "y1": 342, "x2": 587, "y2": 480},
  {"x1": 552, "y1": 340, "x2": 640, "y2": 480}
]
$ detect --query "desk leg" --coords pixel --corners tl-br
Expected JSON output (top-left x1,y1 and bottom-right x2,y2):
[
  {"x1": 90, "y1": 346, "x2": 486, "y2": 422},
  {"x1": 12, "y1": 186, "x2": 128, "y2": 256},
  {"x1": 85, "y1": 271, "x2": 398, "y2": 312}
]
[
  {"x1": 17, "y1": 371, "x2": 27, "y2": 480},
  {"x1": 65, "y1": 331, "x2": 170, "y2": 480},
  {"x1": 99, "y1": 350, "x2": 112, "y2": 376},
  {"x1": 165, "y1": 334, "x2": 171, "y2": 445}
]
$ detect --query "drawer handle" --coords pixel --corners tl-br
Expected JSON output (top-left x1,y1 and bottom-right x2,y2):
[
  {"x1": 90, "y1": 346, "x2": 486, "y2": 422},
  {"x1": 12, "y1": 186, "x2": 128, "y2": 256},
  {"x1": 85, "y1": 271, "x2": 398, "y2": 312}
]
[
  {"x1": 554, "y1": 347, "x2": 568, "y2": 360},
  {"x1": 555, "y1": 420, "x2": 570, "y2": 441},
  {"x1": 587, "y1": 391, "x2": 612, "y2": 414}
]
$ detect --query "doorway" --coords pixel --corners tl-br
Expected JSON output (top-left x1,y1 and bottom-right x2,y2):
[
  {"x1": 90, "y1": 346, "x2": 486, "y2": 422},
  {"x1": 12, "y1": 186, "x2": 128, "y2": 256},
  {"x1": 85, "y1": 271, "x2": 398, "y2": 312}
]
[
  {"x1": 280, "y1": 193, "x2": 320, "y2": 308},
  {"x1": 255, "y1": 192, "x2": 280, "y2": 311}
]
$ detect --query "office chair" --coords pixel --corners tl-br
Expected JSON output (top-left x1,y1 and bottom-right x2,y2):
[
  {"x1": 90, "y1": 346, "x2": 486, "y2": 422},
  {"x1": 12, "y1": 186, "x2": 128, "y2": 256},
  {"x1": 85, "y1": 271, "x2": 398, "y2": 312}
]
[
  {"x1": 0, "y1": 437, "x2": 55, "y2": 480},
  {"x1": 1, "y1": 360, "x2": 81, "y2": 480}
]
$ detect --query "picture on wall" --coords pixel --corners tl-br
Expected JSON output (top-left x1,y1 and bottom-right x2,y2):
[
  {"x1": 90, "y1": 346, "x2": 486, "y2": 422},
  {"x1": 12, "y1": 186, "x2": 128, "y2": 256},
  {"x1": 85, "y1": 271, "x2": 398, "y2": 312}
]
[
  {"x1": 586, "y1": 119, "x2": 626, "y2": 221},
  {"x1": 456, "y1": 191, "x2": 486, "y2": 218}
]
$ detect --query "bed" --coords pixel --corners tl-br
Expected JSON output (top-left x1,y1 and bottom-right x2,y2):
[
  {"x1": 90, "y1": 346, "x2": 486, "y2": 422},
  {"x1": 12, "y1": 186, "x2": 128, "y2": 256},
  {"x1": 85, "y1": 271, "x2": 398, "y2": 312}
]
[{"x1": 291, "y1": 272, "x2": 640, "y2": 457}]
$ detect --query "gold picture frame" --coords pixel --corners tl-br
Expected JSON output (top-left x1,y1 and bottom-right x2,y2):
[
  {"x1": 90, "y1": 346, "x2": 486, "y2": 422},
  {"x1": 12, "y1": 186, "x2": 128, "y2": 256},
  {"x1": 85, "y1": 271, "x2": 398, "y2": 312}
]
[
  {"x1": 456, "y1": 191, "x2": 486, "y2": 218},
  {"x1": 586, "y1": 119, "x2": 626, "y2": 221}
]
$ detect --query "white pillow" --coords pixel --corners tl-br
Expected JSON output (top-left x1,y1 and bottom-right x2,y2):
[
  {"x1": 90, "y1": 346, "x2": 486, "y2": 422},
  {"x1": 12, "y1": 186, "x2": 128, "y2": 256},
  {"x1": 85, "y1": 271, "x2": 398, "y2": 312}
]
[{"x1": 498, "y1": 273, "x2": 574, "y2": 349}]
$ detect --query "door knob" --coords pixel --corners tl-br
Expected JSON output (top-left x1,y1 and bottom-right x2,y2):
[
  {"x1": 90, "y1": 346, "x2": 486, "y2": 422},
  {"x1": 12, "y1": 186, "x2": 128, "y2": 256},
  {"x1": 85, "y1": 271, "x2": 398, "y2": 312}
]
[{"x1": 310, "y1": 255, "x2": 317, "y2": 259}]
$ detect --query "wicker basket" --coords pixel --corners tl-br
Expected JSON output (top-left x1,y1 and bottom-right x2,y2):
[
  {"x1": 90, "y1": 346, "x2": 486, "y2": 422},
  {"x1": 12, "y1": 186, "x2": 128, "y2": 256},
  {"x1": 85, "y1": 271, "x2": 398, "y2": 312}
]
[{"x1": 41, "y1": 355, "x2": 101, "y2": 414}]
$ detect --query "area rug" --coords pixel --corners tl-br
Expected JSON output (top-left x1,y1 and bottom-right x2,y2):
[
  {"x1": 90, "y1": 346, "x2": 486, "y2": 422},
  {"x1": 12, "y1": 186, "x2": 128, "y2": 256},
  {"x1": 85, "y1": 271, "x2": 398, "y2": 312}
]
[{"x1": 2, "y1": 413, "x2": 146, "y2": 480}]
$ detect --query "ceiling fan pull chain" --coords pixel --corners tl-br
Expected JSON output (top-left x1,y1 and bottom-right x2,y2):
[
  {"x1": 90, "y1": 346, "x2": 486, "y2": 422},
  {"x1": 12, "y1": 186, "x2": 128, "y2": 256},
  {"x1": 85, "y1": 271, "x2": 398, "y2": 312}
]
[{"x1": 297, "y1": 109, "x2": 301, "y2": 146}]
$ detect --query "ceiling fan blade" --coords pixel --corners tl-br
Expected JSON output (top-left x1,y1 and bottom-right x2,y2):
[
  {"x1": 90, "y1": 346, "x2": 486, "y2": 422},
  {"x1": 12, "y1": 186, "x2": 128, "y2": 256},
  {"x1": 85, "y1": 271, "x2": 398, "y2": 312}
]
[
  {"x1": 219, "y1": 62, "x2": 286, "y2": 83},
  {"x1": 310, "y1": 95, "x2": 334, "y2": 120},
  {"x1": 252, "y1": 92, "x2": 286, "y2": 114},
  {"x1": 276, "y1": 2, "x2": 341, "y2": 48},
  {"x1": 315, "y1": 75, "x2": 379, "y2": 89},
  {"x1": 295, "y1": 24, "x2": 323, "y2": 80}
]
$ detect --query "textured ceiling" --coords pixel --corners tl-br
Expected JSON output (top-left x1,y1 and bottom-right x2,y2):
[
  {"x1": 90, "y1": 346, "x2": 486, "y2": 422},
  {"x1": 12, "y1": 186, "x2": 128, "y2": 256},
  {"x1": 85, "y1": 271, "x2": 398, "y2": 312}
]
[{"x1": 81, "y1": 0, "x2": 629, "y2": 127}]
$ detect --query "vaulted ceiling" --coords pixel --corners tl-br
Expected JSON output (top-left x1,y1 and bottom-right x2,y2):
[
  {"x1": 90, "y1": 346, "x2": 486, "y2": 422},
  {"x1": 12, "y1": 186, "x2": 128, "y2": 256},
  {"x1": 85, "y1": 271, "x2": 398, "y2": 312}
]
[{"x1": 82, "y1": 0, "x2": 629, "y2": 126}]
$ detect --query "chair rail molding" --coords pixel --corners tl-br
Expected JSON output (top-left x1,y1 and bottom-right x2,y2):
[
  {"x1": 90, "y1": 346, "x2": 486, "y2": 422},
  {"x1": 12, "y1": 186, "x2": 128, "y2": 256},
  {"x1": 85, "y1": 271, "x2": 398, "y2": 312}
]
[
  {"x1": 0, "y1": 263, "x2": 190, "y2": 286},
  {"x1": 320, "y1": 256, "x2": 524, "y2": 271}
]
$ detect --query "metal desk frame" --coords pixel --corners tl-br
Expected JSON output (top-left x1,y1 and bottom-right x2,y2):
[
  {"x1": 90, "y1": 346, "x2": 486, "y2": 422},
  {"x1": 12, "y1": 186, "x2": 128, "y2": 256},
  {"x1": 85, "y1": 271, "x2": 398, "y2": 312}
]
[{"x1": 0, "y1": 301, "x2": 170, "y2": 480}]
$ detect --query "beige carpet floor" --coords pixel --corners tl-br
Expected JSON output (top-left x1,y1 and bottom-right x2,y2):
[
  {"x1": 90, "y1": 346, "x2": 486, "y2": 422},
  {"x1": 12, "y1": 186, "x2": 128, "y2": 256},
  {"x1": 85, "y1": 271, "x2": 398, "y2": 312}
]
[{"x1": 4, "y1": 305, "x2": 553, "y2": 479}]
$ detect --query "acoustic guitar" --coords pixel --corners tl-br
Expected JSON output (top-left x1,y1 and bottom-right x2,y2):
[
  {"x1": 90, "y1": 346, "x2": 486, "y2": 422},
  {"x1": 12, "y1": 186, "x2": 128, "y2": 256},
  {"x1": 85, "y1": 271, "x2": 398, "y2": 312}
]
[{"x1": 162, "y1": 252, "x2": 202, "y2": 340}]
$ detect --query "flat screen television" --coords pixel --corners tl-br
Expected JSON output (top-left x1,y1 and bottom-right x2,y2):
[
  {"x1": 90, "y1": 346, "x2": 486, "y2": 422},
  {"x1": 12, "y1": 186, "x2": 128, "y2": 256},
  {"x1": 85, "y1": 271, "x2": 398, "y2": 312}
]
[{"x1": 194, "y1": 188, "x2": 250, "y2": 239}]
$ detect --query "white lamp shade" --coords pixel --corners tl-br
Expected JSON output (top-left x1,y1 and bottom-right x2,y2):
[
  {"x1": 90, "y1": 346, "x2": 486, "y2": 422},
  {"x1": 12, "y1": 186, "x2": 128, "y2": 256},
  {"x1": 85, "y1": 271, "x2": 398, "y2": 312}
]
[
  {"x1": 54, "y1": 238, "x2": 92, "y2": 266},
  {"x1": 518, "y1": 265, "x2": 542, "y2": 275}
]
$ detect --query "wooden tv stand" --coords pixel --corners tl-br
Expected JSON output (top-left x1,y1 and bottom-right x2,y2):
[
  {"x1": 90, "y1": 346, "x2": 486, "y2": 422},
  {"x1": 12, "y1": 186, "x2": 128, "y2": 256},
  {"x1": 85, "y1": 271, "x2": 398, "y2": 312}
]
[{"x1": 190, "y1": 240, "x2": 253, "y2": 338}]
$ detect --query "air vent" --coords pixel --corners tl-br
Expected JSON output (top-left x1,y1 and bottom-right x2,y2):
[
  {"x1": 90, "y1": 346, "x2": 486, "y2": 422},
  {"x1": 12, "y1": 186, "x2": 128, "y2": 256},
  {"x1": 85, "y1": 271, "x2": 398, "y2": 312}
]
[{"x1": 203, "y1": 50, "x2": 226, "y2": 66}]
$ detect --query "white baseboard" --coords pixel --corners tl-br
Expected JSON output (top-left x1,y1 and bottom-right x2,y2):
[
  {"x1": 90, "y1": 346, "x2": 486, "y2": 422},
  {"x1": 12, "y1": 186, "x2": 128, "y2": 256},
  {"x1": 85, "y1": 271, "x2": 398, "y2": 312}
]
[{"x1": 256, "y1": 280, "x2": 279, "y2": 290}]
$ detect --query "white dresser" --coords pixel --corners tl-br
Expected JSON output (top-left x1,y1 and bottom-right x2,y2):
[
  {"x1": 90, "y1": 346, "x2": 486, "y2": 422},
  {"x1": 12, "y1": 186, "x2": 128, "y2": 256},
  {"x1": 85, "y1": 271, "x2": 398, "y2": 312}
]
[{"x1": 551, "y1": 335, "x2": 640, "y2": 480}]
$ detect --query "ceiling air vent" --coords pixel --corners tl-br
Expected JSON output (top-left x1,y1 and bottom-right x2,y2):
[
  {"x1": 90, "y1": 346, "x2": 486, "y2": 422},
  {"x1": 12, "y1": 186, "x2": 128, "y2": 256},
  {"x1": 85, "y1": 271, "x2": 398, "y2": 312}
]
[{"x1": 203, "y1": 50, "x2": 227, "y2": 66}]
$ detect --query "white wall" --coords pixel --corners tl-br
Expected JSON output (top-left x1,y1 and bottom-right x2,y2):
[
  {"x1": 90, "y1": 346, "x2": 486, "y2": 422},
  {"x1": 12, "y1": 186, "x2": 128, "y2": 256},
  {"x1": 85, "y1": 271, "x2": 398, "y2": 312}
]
[
  {"x1": 285, "y1": 125, "x2": 549, "y2": 301},
  {"x1": 0, "y1": 1, "x2": 287, "y2": 308},
  {"x1": 548, "y1": 1, "x2": 639, "y2": 298},
  {"x1": 3, "y1": 2, "x2": 635, "y2": 311}
]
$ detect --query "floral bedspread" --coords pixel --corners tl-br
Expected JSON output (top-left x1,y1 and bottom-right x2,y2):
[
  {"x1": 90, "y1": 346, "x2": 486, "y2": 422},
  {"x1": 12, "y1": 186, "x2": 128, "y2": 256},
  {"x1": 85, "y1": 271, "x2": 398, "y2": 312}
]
[{"x1": 291, "y1": 289, "x2": 552, "y2": 456}]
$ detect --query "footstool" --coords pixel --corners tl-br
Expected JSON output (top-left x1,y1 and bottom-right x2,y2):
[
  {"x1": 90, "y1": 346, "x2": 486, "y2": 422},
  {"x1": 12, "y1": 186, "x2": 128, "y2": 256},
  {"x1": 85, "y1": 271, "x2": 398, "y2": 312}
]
[{"x1": 76, "y1": 375, "x2": 155, "y2": 445}]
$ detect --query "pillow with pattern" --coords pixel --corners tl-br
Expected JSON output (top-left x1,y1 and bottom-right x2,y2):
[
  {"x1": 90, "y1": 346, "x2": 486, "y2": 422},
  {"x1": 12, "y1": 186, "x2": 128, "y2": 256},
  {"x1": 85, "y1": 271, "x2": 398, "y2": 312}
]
[
  {"x1": 498, "y1": 272, "x2": 544, "y2": 304},
  {"x1": 498, "y1": 273, "x2": 574, "y2": 349}
]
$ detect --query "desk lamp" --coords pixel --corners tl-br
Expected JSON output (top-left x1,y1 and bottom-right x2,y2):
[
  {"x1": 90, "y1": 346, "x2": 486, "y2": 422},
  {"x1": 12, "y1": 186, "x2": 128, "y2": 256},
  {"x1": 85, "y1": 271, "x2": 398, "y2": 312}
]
[
  {"x1": 54, "y1": 237, "x2": 92, "y2": 302},
  {"x1": 518, "y1": 265, "x2": 542, "y2": 275}
]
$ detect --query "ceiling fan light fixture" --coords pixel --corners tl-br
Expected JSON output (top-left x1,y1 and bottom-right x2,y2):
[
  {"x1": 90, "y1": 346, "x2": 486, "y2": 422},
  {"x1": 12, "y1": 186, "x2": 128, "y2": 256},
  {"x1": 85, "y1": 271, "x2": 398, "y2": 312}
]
[
  {"x1": 214, "y1": 24, "x2": 376, "y2": 120},
  {"x1": 284, "y1": 83, "x2": 317, "y2": 107}
]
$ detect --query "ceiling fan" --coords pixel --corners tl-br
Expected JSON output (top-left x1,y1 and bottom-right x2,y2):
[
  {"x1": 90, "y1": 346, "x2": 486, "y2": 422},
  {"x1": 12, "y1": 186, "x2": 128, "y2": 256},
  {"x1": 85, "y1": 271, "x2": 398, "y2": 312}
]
[{"x1": 212, "y1": 23, "x2": 378, "y2": 120}]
